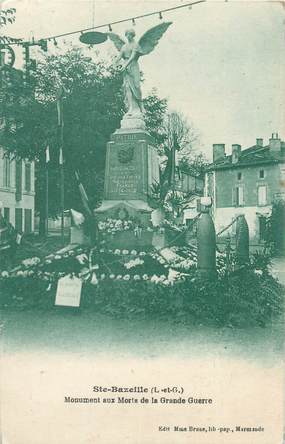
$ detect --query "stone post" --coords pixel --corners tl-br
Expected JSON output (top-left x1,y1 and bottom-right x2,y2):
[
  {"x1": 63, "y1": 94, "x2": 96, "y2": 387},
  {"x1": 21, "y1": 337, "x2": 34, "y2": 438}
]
[
  {"x1": 235, "y1": 215, "x2": 249, "y2": 265},
  {"x1": 197, "y1": 201, "x2": 216, "y2": 278}
]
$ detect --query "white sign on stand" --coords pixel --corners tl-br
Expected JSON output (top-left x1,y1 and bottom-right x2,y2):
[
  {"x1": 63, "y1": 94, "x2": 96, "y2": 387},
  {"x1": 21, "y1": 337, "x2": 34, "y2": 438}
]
[{"x1": 55, "y1": 275, "x2": 82, "y2": 307}]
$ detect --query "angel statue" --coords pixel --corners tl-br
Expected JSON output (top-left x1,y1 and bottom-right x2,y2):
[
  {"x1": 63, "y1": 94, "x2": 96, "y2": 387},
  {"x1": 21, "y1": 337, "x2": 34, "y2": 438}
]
[{"x1": 108, "y1": 22, "x2": 172, "y2": 127}]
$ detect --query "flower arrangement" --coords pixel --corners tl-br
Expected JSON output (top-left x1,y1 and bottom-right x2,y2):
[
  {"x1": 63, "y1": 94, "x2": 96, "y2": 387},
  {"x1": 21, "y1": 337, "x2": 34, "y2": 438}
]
[
  {"x1": 98, "y1": 218, "x2": 135, "y2": 235},
  {"x1": 0, "y1": 245, "x2": 86, "y2": 282}
]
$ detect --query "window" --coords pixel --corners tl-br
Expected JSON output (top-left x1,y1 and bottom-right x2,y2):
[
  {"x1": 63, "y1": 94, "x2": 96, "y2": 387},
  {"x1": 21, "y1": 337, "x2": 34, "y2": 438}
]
[
  {"x1": 259, "y1": 169, "x2": 265, "y2": 179},
  {"x1": 259, "y1": 216, "x2": 267, "y2": 241},
  {"x1": 236, "y1": 186, "x2": 244, "y2": 206},
  {"x1": 237, "y1": 172, "x2": 242, "y2": 181},
  {"x1": 3, "y1": 157, "x2": 10, "y2": 188},
  {"x1": 3, "y1": 207, "x2": 10, "y2": 223},
  {"x1": 25, "y1": 162, "x2": 31, "y2": 192},
  {"x1": 258, "y1": 185, "x2": 267, "y2": 206}
]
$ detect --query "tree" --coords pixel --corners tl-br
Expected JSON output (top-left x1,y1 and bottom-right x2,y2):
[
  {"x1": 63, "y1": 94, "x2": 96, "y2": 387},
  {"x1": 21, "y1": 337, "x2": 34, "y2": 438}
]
[
  {"x1": 178, "y1": 152, "x2": 209, "y2": 175},
  {"x1": 146, "y1": 109, "x2": 205, "y2": 221},
  {"x1": 154, "y1": 111, "x2": 200, "y2": 199}
]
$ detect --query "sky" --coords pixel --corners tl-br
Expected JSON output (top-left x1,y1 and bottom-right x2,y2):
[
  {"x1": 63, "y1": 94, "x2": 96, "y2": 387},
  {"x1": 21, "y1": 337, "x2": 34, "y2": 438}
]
[{"x1": 2, "y1": 0, "x2": 285, "y2": 159}]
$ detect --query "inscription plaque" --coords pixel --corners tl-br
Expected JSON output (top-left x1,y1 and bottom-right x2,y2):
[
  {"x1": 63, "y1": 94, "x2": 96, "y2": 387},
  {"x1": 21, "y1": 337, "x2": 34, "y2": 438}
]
[
  {"x1": 105, "y1": 140, "x2": 147, "y2": 200},
  {"x1": 109, "y1": 165, "x2": 141, "y2": 196}
]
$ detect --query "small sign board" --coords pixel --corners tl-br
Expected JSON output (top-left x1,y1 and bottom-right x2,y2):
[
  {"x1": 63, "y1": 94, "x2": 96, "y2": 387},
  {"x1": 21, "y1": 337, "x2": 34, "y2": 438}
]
[{"x1": 55, "y1": 275, "x2": 82, "y2": 307}]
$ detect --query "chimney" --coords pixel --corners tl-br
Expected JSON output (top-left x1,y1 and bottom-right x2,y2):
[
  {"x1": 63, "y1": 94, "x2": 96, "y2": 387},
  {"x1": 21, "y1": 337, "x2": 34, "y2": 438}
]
[
  {"x1": 269, "y1": 133, "x2": 281, "y2": 152},
  {"x1": 213, "y1": 144, "x2": 225, "y2": 163},
  {"x1": 256, "y1": 138, "x2": 263, "y2": 147},
  {"x1": 231, "y1": 144, "x2": 241, "y2": 164}
]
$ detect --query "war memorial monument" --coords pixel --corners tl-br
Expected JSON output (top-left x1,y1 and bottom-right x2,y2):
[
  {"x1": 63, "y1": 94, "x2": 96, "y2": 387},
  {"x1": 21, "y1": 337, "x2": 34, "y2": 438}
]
[{"x1": 95, "y1": 23, "x2": 172, "y2": 230}]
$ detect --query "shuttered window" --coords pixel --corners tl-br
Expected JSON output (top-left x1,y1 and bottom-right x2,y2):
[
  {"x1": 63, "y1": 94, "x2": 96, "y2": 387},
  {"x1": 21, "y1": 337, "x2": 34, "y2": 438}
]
[
  {"x1": 233, "y1": 186, "x2": 244, "y2": 206},
  {"x1": 258, "y1": 185, "x2": 267, "y2": 206},
  {"x1": 238, "y1": 186, "x2": 244, "y2": 206}
]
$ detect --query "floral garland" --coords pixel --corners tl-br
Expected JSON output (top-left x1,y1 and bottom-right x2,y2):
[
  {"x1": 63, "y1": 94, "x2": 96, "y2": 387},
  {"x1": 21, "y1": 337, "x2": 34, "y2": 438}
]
[
  {"x1": 0, "y1": 245, "x2": 188, "y2": 286},
  {"x1": 98, "y1": 218, "x2": 135, "y2": 234},
  {"x1": 98, "y1": 217, "x2": 189, "y2": 237}
]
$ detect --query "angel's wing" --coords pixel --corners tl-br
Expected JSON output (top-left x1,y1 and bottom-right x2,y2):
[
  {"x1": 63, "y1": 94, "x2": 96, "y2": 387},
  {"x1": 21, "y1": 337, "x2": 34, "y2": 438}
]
[
  {"x1": 107, "y1": 32, "x2": 125, "y2": 52},
  {"x1": 138, "y1": 22, "x2": 172, "y2": 55}
]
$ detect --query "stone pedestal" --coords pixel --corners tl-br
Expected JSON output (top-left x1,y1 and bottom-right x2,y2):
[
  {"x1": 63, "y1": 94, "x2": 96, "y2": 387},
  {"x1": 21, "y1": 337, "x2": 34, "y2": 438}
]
[
  {"x1": 120, "y1": 113, "x2": 146, "y2": 131},
  {"x1": 95, "y1": 127, "x2": 160, "y2": 227}
]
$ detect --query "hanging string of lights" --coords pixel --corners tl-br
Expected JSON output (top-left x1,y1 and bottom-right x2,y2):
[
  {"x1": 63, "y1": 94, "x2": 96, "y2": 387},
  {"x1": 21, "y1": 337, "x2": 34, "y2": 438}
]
[{"x1": 7, "y1": 0, "x2": 206, "y2": 48}]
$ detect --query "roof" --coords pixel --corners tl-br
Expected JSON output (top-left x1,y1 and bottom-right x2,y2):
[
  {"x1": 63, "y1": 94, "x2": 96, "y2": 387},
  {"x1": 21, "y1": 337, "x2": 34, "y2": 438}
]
[{"x1": 208, "y1": 144, "x2": 285, "y2": 171}]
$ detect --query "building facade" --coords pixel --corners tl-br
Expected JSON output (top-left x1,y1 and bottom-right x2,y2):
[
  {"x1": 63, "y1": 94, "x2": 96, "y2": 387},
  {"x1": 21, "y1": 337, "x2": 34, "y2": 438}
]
[
  {"x1": 0, "y1": 147, "x2": 35, "y2": 233},
  {"x1": 205, "y1": 134, "x2": 285, "y2": 241}
]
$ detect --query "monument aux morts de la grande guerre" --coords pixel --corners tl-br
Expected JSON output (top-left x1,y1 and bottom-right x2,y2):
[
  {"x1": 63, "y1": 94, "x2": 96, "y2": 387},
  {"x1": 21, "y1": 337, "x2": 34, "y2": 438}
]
[{"x1": 94, "y1": 23, "x2": 172, "y2": 237}]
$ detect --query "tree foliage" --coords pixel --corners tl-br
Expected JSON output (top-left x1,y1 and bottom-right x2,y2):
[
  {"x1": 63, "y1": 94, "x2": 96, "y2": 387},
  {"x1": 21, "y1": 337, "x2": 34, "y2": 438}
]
[{"x1": 178, "y1": 152, "x2": 209, "y2": 175}]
